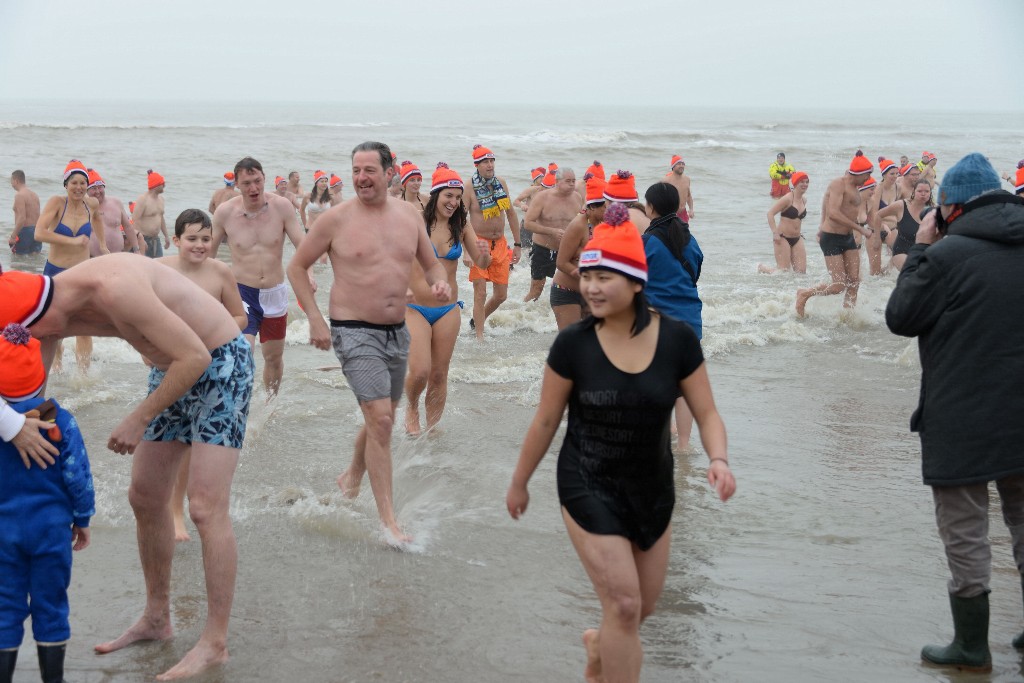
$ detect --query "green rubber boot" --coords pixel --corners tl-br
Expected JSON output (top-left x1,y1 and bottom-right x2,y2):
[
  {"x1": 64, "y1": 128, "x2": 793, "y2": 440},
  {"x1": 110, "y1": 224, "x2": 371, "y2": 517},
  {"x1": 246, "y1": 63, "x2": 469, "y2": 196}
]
[{"x1": 921, "y1": 593, "x2": 992, "y2": 673}]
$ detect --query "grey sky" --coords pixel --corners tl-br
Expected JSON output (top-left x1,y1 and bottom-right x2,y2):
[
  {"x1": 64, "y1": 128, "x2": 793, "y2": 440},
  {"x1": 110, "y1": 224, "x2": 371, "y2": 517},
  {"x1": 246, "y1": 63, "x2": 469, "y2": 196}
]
[{"x1": 2, "y1": 0, "x2": 1022, "y2": 111}]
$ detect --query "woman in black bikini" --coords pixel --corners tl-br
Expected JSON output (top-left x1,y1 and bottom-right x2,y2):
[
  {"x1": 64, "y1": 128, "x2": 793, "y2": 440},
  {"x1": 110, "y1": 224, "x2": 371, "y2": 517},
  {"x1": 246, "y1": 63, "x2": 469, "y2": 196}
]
[
  {"x1": 507, "y1": 203, "x2": 735, "y2": 683},
  {"x1": 760, "y1": 170, "x2": 809, "y2": 273},
  {"x1": 875, "y1": 179, "x2": 933, "y2": 271}
]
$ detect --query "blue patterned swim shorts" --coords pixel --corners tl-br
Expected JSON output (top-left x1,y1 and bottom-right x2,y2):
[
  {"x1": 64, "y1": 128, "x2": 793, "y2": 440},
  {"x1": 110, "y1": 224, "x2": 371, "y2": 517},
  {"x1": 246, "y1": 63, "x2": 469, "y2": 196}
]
[{"x1": 143, "y1": 334, "x2": 254, "y2": 448}]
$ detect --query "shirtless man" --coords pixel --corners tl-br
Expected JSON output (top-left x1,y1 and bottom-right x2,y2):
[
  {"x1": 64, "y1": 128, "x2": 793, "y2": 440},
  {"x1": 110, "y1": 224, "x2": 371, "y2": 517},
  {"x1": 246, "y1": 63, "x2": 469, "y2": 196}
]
[
  {"x1": 664, "y1": 155, "x2": 695, "y2": 223},
  {"x1": 0, "y1": 254, "x2": 253, "y2": 681},
  {"x1": 796, "y1": 151, "x2": 875, "y2": 316},
  {"x1": 285, "y1": 170, "x2": 303, "y2": 200},
  {"x1": 272, "y1": 175, "x2": 302, "y2": 210},
  {"x1": 524, "y1": 168, "x2": 581, "y2": 308},
  {"x1": 464, "y1": 145, "x2": 521, "y2": 338},
  {"x1": 288, "y1": 141, "x2": 450, "y2": 544},
  {"x1": 513, "y1": 167, "x2": 546, "y2": 255},
  {"x1": 134, "y1": 170, "x2": 170, "y2": 257},
  {"x1": 87, "y1": 169, "x2": 140, "y2": 256},
  {"x1": 212, "y1": 157, "x2": 307, "y2": 397},
  {"x1": 897, "y1": 162, "x2": 922, "y2": 201},
  {"x1": 208, "y1": 172, "x2": 239, "y2": 214},
  {"x1": 8, "y1": 170, "x2": 41, "y2": 255}
]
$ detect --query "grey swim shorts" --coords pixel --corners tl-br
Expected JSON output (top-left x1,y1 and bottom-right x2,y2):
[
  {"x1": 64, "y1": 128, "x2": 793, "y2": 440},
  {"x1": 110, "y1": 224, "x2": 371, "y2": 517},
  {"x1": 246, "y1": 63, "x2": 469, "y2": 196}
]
[{"x1": 330, "y1": 319, "x2": 410, "y2": 403}]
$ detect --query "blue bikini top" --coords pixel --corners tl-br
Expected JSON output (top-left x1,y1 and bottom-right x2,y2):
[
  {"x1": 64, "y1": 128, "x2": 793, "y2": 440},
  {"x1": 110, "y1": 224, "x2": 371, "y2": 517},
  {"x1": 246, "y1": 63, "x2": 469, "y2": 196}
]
[
  {"x1": 54, "y1": 199, "x2": 92, "y2": 239},
  {"x1": 432, "y1": 239, "x2": 463, "y2": 261}
]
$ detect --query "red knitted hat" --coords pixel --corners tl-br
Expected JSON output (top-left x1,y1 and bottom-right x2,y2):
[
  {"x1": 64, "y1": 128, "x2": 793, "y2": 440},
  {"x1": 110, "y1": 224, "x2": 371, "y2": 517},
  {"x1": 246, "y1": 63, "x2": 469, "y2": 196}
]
[
  {"x1": 430, "y1": 163, "x2": 463, "y2": 193},
  {"x1": 848, "y1": 151, "x2": 873, "y2": 176},
  {"x1": 87, "y1": 168, "x2": 105, "y2": 189},
  {"x1": 147, "y1": 169, "x2": 165, "y2": 189},
  {"x1": 472, "y1": 145, "x2": 495, "y2": 164},
  {"x1": 586, "y1": 160, "x2": 605, "y2": 181},
  {"x1": 603, "y1": 170, "x2": 639, "y2": 202},
  {"x1": 63, "y1": 159, "x2": 88, "y2": 183},
  {"x1": 585, "y1": 177, "x2": 607, "y2": 206},
  {"x1": 399, "y1": 161, "x2": 421, "y2": 185},
  {"x1": 0, "y1": 324, "x2": 45, "y2": 402},
  {"x1": 579, "y1": 203, "x2": 647, "y2": 284},
  {"x1": 789, "y1": 171, "x2": 808, "y2": 187}
]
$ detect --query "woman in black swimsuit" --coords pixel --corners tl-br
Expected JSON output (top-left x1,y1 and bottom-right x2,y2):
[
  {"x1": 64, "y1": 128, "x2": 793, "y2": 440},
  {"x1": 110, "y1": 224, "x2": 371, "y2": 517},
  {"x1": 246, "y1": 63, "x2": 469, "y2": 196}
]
[
  {"x1": 866, "y1": 158, "x2": 900, "y2": 275},
  {"x1": 760, "y1": 170, "x2": 809, "y2": 273},
  {"x1": 875, "y1": 179, "x2": 933, "y2": 271},
  {"x1": 507, "y1": 203, "x2": 735, "y2": 683}
]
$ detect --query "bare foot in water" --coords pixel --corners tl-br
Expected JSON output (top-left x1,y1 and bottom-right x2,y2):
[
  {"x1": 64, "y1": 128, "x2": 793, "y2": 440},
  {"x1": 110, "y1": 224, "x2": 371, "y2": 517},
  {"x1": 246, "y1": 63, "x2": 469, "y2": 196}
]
[
  {"x1": 336, "y1": 471, "x2": 361, "y2": 499},
  {"x1": 795, "y1": 288, "x2": 812, "y2": 317},
  {"x1": 583, "y1": 629, "x2": 603, "y2": 683},
  {"x1": 95, "y1": 616, "x2": 173, "y2": 654},
  {"x1": 404, "y1": 405, "x2": 421, "y2": 436},
  {"x1": 383, "y1": 523, "x2": 413, "y2": 547},
  {"x1": 155, "y1": 640, "x2": 228, "y2": 681}
]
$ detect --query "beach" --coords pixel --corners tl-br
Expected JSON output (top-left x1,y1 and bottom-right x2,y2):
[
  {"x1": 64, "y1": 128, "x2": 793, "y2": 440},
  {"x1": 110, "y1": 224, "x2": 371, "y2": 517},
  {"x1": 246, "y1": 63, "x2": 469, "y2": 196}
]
[{"x1": 3, "y1": 101, "x2": 1024, "y2": 681}]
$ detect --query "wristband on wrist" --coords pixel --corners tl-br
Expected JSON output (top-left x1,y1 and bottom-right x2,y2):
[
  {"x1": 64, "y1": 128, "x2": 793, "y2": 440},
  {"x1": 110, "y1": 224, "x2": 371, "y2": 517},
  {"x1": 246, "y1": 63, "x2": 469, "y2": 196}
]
[{"x1": 514, "y1": 242, "x2": 522, "y2": 247}]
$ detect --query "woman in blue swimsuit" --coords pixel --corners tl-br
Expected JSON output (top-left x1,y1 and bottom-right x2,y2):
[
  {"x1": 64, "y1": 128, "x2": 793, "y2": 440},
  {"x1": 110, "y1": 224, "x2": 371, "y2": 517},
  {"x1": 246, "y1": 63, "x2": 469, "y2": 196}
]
[
  {"x1": 403, "y1": 163, "x2": 492, "y2": 435},
  {"x1": 34, "y1": 160, "x2": 109, "y2": 372}
]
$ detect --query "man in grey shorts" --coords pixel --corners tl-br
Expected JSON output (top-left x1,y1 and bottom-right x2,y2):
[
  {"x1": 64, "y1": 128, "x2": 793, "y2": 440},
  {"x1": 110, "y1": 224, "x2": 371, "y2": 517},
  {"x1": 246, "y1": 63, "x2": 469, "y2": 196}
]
[{"x1": 288, "y1": 141, "x2": 450, "y2": 544}]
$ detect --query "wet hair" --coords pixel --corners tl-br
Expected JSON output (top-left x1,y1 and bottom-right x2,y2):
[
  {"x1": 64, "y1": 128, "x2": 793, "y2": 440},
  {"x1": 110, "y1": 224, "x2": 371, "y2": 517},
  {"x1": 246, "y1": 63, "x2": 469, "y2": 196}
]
[
  {"x1": 644, "y1": 182, "x2": 680, "y2": 217},
  {"x1": 288, "y1": 171, "x2": 299, "y2": 181},
  {"x1": 581, "y1": 287, "x2": 653, "y2": 337},
  {"x1": 423, "y1": 189, "x2": 467, "y2": 247},
  {"x1": 351, "y1": 141, "x2": 393, "y2": 172},
  {"x1": 11, "y1": 170, "x2": 25, "y2": 183},
  {"x1": 174, "y1": 208, "x2": 212, "y2": 237},
  {"x1": 233, "y1": 157, "x2": 264, "y2": 180}
]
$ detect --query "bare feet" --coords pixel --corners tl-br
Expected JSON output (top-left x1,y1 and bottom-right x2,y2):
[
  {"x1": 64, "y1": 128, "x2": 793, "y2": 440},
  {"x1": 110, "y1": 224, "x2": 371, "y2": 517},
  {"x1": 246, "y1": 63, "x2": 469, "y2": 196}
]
[
  {"x1": 173, "y1": 518, "x2": 191, "y2": 543},
  {"x1": 583, "y1": 629, "x2": 603, "y2": 683},
  {"x1": 523, "y1": 281, "x2": 544, "y2": 302},
  {"x1": 795, "y1": 288, "x2": 812, "y2": 317},
  {"x1": 95, "y1": 616, "x2": 173, "y2": 654},
  {"x1": 757, "y1": 263, "x2": 776, "y2": 274},
  {"x1": 155, "y1": 640, "x2": 228, "y2": 681},
  {"x1": 404, "y1": 405, "x2": 421, "y2": 437},
  {"x1": 336, "y1": 471, "x2": 361, "y2": 499},
  {"x1": 383, "y1": 523, "x2": 413, "y2": 547}
]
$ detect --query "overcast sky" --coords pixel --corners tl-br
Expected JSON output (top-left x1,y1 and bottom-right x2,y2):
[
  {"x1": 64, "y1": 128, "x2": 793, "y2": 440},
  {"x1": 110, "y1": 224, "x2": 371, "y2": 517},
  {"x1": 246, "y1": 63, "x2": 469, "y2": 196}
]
[{"x1": 1, "y1": 0, "x2": 1022, "y2": 111}]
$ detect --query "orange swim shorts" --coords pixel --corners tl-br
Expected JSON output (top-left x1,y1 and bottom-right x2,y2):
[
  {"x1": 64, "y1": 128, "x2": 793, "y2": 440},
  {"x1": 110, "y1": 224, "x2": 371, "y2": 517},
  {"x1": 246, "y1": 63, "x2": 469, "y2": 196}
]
[{"x1": 468, "y1": 235, "x2": 511, "y2": 285}]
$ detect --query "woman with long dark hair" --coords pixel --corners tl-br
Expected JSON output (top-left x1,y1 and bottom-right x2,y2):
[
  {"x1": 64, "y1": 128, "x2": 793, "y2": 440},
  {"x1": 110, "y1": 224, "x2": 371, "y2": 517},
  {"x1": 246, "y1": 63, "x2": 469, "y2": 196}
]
[{"x1": 403, "y1": 164, "x2": 491, "y2": 435}]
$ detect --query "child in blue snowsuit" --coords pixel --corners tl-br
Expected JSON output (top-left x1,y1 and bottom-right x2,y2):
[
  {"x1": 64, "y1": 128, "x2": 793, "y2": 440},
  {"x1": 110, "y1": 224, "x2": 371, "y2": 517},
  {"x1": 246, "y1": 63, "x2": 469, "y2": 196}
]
[{"x1": 0, "y1": 323, "x2": 94, "y2": 683}]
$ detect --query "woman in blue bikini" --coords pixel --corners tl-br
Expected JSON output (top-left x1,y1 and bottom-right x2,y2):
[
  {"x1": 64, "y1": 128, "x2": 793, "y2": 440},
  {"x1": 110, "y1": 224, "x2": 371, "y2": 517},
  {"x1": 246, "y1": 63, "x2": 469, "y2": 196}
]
[
  {"x1": 403, "y1": 163, "x2": 491, "y2": 435},
  {"x1": 34, "y1": 159, "x2": 109, "y2": 372}
]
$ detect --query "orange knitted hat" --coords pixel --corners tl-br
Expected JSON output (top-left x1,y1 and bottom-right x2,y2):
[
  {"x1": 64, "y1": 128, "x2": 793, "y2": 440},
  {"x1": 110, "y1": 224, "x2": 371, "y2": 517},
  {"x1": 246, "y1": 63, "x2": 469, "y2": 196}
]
[
  {"x1": 0, "y1": 324, "x2": 45, "y2": 402},
  {"x1": 472, "y1": 145, "x2": 495, "y2": 164},
  {"x1": 329, "y1": 174, "x2": 343, "y2": 188},
  {"x1": 87, "y1": 168, "x2": 105, "y2": 189},
  {"x1": 147, "y1": 169, "x2": 165, "y2": 189},
  {"x1": 579, "y1": 203, "x2": 647, "y2": 284},
  {"x1": 603, "y1": 170, "x2": 639, "y2": 203},
  {"x1": 858, "y1": 176, "x2": 876, "y2": 192},
  {"x1": 313, "y1": 170, "x2": 328, "y2": 185},
  {"x1": 585, "y1": 176, "x2": 607, "y2": 206},
  {"x1": 399, "y1": 161, "x2": 421, "y2": 185},
  {"x1": 878, "y1": 158, "x2": 898, "y2": 176},
  {"x1": 274, "y1": 176, "x2": 286, "y2": 187},
  {"x1": 586, "y1": 160, "x2": 606, "y2": 181},
  {"x1": 0, "y1": 271, "x2": 53, "y2": 328},
  {"x1": 430, "y1": 163, "x2": 463, "y2": 193},
  {"x1": 670, "y1": 155, "x2": 684, "y2": 170},
  {"x1": 63, "y1": 159, "x2": 88, "y2": 184},
  {"x1": 541, "y1": 169, "x2": 556, "y2": 188},
  {"x1": 224, "y1": 172, "x2": 235, "y2": 185},
  {"x1": 898, "y1": 163, "x2": 916, "y2": 177},
  {"x1": 1016, "y1": 164, "x2": 1024, "y2": 194},
  {"x1": 531, "y1": 167, "x2": 545, "y2": 182},
  {"x1": 848, "y1": 151, "x2": 873, "y2": 176},
  {"x1": 789, "y1": 171, "x2": 808, "y2": 187}
]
